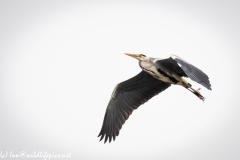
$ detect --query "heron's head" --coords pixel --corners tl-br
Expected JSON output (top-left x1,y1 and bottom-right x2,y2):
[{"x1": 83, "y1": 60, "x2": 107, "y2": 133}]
[{"x1": 124, "y1": 53, "x2": 148, "y2": 61}]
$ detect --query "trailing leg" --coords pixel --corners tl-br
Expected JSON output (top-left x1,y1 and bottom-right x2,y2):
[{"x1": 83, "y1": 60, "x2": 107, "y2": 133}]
[{"x1": 187, "y1": 87, "x2": 205, "y2": 101}]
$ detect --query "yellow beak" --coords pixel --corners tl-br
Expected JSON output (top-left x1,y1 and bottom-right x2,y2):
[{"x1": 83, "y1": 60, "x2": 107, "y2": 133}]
[{"x1": 124, "y1": 53, "x2": 139, "y2": 59}]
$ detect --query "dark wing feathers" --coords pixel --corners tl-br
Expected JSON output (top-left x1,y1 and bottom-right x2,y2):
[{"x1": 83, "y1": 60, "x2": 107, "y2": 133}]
[
  {"x1": 170, "y1": 55, "x2": 212, "y2": 90},
  {"x1": 98, "y1": 71, "x2": 171, "y2": 143},
  {"x1": 154, "y1": 57, "x2": 187, "y2": 77}
]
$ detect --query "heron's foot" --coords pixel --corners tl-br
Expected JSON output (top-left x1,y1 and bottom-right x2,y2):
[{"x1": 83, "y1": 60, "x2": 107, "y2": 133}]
[
  {"x1": 193, "y1": 88, "x2": 205, "y2": 101},
  {"x1": 188, "y1": 88, "x2": 205, "y2": 101}
]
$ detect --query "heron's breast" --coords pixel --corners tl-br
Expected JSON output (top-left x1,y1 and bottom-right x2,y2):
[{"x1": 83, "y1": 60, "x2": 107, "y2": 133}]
[{"x1": 140, "y1": 61, "x2": 175, "y2": 84}]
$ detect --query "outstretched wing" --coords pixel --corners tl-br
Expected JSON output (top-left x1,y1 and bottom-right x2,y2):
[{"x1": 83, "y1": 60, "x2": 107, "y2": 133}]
[
  {"x1": 170, "y1": 54, "x2": 212, "y2": 90},
  {"x1": 98, "y1": 71, "x2": 171, "y2": 143}
]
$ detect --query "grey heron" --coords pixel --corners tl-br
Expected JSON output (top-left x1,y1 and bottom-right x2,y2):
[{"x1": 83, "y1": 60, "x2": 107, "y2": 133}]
[{"x1": 98, "y1": 53, "x2": 212, "y2": 143}]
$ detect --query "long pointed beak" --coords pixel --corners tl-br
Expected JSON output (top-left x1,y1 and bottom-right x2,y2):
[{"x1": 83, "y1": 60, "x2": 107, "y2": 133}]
[{"x1": 124, "y1": 53, "x2": 139, "y2": 59}]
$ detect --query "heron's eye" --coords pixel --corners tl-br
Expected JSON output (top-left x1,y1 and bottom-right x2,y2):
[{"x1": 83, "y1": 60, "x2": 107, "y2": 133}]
[{"x1": 141, "y1": 54, "x2": 146, "y2": 57}]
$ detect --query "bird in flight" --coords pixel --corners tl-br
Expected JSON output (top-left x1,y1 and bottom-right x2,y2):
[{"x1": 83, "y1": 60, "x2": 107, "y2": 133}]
[{"x1": 98, "y1": 53, "x2": 212, "y2": 143}]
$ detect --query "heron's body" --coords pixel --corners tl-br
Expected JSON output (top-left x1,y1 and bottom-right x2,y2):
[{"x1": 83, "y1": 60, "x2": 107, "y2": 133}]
[
  {"x1": 98, "y1": 53, "x2": 212, "y2": 143},
  {"x1": 140, "y1": 60, "x2": 176, "y2": 84},
  {"x1": 139, "y1": 56, "x2": 195, "y2": 89}
]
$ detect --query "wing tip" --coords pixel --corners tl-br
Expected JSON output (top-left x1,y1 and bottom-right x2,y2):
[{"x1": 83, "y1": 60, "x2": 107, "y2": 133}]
[
  {"x1": 201, "y1": 81, "x2": 212, "y2": 90},
  {"x1": 98, "y1": 131, "x2": 110, "y2": 143},
  {"x1": 98, "y1": 132, "x2": 116, "y2": 143}
]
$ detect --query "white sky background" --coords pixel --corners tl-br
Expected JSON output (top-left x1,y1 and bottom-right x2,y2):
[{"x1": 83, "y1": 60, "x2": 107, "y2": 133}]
[{"x1": 0, "y1": 0, "x2": 240, "y2": 160}]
